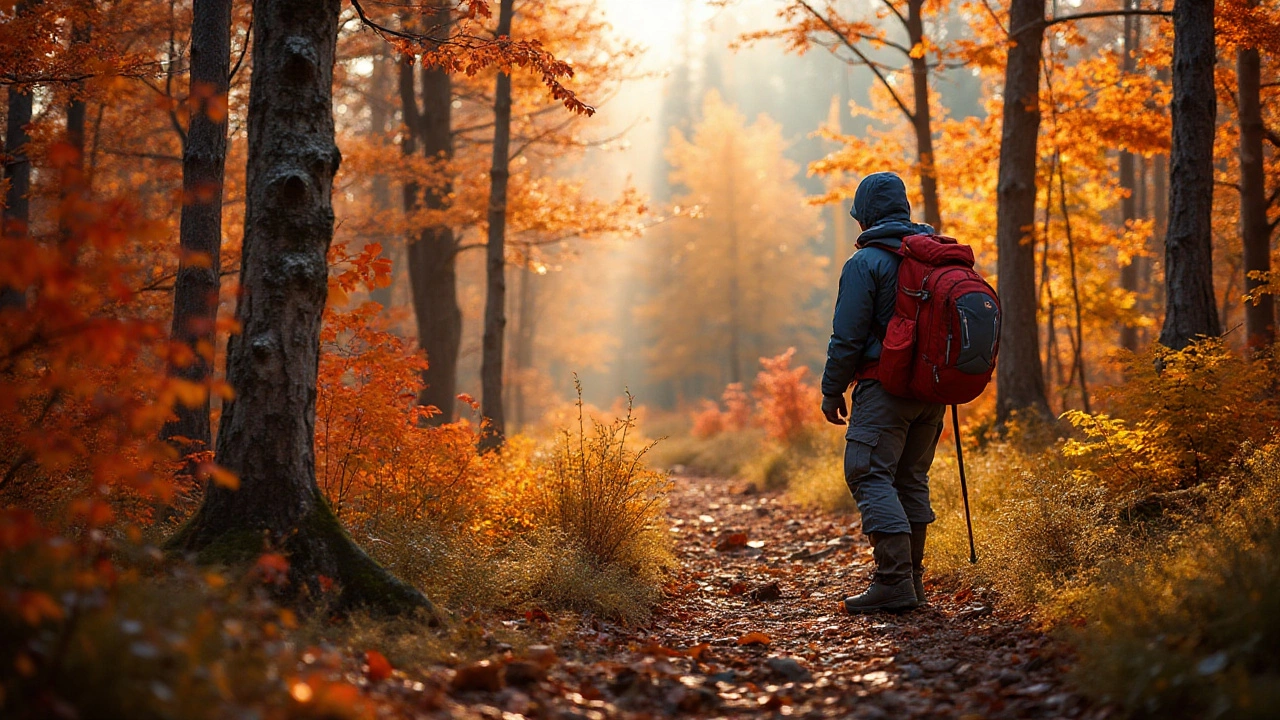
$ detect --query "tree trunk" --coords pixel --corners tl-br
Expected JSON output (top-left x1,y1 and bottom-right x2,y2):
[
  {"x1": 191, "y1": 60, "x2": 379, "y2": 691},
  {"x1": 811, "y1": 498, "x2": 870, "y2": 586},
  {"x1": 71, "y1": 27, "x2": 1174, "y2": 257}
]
[
  {"x1": 906, "y1": 0, "x2": 942, "y2": 231},
  {"x1": 168, "y1": 0, "x2": 433, "y2": 617},
  {"x1": 408, "y1": 2, "x2": 462, "y2": 424},
  {"x1": 162, "y1": 0, "x2": 232, "y2": 455},
  {"x1": 60, "y1": 18, "x2": 90, "y2": 241},
  {"x1": 1118, "y1": 8, "x2": 1140, "y2": 352},
  {"x1": 994, "y1": 0, "x2": 1051, "y2": 424},
  {"x1": 726, "y1": 135, "x2": 742, "y2": 386},
  {"x1": 1158, "y1": 0, "x2": 1220, "y2": 350},
  {"x1": 1237, "y1": 13, "x2": 1274, "y2": 349},
  {"x1": 480, "y1": 0, "x2": 515, "y2": 450},
  {"x1": 512, "y1": 257, "x2": 537, "y2": 431},
  {"x1": 368, "y1": 48, "x2": 395, "y2": 311},
  {"x1": 2, "y1": 79, "x2": 32, "y2": 309}
]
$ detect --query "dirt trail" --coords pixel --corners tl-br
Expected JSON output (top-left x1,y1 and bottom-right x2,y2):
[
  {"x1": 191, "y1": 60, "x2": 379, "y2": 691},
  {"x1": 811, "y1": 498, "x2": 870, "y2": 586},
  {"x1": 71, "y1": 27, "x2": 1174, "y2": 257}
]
[
  {"x1": 423, "y1": 475, "x2": 1102, "y2": 719},
  {"x1": 600, "y1": 474, "x2": 1095, "y2": 718}
]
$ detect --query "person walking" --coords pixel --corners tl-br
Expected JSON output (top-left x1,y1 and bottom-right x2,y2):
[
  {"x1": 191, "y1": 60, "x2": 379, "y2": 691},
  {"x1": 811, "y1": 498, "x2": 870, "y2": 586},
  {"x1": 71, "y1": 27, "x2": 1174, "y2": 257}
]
[{"x1": 821, "y1": 171, "x2": 945, "y2": 614}]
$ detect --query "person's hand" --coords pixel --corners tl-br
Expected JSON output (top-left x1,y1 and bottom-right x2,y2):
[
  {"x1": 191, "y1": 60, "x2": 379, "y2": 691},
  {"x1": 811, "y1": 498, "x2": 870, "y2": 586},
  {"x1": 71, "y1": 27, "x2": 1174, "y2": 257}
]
[{"x1": 821, "y1": 394, "x2": 847, "y2": 426}]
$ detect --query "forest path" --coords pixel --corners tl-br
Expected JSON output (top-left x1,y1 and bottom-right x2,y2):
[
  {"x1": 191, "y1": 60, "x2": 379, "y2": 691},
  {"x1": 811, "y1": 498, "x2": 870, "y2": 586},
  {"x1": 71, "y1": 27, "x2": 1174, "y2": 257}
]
[{"x1": 572, "y1": 475, "x2": 1098, "y2": 719}]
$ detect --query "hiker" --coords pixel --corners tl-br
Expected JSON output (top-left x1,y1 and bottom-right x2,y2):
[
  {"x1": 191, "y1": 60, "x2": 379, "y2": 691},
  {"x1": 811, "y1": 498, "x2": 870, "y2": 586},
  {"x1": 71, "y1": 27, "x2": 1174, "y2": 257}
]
[{"x1": 820, "y1": 171, "x2": 944, "y2": 614}]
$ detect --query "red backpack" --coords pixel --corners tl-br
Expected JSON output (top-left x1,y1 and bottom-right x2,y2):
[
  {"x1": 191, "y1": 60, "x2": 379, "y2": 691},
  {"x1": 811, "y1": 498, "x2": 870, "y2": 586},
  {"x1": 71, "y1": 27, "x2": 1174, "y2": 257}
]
[{"x1": 874, "y1": 234, "x2": 1001, "y2": 405}]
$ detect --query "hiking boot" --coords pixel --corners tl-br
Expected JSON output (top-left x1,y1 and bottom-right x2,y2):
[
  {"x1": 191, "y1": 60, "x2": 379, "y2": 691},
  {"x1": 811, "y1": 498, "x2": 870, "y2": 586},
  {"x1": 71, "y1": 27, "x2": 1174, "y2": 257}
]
[
  {"x1": 910, "y1": 522, "x2": 928, "y2": 604},
  {"x1": 844, "y1": 533, "x2": 919, "y2": 613}
]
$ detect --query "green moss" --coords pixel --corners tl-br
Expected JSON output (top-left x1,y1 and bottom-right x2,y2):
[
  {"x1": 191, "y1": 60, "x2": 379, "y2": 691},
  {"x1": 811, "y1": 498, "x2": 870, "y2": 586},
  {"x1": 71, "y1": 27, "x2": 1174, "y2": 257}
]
[
  {"x1": 194, "y1": 529, "x2": 267, "y2": 566},
  {"x1": 297, "y1": 493, "x2": 441, "y2": 621}
]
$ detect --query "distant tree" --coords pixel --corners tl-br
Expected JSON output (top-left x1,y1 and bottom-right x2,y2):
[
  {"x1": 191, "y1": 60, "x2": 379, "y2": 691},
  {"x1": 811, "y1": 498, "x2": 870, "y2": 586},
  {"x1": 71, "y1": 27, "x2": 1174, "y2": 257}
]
[
  {"x1": 1159, "y1": 0, "x2": 1220, "y2": 349},
  {"x1": 400, "y1": 3, "x2": 464, "y2": 425},
  {"x1": 1118, "y1": 6, "x2": 1142, "y2": 353},
  {"x1": 1235, "y1": 0, "x2": 1275, "y2": 349},
  {"x1": 480, "y1": 0, "x2": 515, "y2": 450},
  {"x1": 642, "y1": 91, "x2": 823, "y2": 396},
  {"x1": 162, "y1": 0, "x2": 232, "y2": 455},
  {"x1": 2, "y1": 15, "x2": 33, "y2": 309}
]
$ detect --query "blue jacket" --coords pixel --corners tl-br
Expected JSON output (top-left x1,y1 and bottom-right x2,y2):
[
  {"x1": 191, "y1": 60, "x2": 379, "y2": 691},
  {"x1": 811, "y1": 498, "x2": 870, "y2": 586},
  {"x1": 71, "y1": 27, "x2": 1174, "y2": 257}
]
[{"x1": 821, "y1": 172, "x2": 934, "y2": 398}]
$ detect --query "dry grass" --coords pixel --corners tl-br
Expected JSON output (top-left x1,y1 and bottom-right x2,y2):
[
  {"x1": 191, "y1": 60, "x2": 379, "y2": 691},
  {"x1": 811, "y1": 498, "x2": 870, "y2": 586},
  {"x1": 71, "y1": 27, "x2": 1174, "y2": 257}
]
[
  {"x1": 353, "y1": 384, "x2": 673, "y2": 625},
  {"x1": 1070, "y1": 441, "x2": 1280, "y2": 719},
  {"x1": 646, "y1": 426, "x2": 767, "y2": 478}
]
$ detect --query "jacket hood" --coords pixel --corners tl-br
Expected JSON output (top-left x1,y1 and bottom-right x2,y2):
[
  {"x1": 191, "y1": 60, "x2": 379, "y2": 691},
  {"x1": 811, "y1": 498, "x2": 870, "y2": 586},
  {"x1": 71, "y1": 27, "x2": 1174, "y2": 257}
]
[
  {"x1": 849, "y1": 172, "x2": 933, "y2": 248},
  {"x1": 850, "y1": 172, "x2": 912, "y2": 228}
]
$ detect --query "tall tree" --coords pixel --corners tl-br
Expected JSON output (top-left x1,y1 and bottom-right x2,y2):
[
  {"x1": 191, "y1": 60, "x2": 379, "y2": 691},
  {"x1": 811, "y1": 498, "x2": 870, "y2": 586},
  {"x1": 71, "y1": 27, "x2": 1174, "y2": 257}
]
[
  {"x1": 994, "y1": 0, "x2": 1051, "y2": 424},
  {"x1": 1118, "y1": 7, "x2": 1141, "y2": 353},
  {"x1": 405, "y1": 2, "x2": 463, "y2": 425},
  {"x1": 367, "y1": 47, "x2": 396, "y2": 312},
  {"x1": 162, "y1": 0, "x2": 232, "y2": 454},
  {"x1": 169, "y1": 0, "x2": 432, "y2": 615},
  {"x1": 2, "y1": 65, "x2": 32, "y2": 309},
  {"x1": 1158, "y1": 0, "x2": 1220, "y2": 349},
  {"x1": 480, "y1": 0, "x2": 515, "y2": 450},
  {"x1": 1237, "y1": 0, "x2": 1274, "y2": 349}
]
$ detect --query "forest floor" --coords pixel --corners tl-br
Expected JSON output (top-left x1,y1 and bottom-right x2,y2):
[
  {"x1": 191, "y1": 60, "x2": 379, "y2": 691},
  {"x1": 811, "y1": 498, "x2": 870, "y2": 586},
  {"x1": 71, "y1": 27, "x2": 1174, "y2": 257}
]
[{"x1": 370, "y1": 476, "x2": 1107, "y2": 719}]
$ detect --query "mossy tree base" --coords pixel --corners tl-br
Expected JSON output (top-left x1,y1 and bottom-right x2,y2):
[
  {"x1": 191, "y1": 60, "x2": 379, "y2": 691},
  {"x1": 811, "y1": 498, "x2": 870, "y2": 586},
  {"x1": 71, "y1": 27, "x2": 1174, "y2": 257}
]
[{"x1": 168, "y1": 490, "x2": 439, "y2": 620}]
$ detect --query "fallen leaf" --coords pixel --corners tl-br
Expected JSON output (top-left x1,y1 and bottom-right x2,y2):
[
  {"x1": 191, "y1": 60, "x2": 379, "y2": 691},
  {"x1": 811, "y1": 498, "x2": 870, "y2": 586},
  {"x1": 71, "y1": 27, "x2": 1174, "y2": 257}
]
[
  {"x1": 686, "y1": 642, "x2": 712, "y2": 660},
  {"x1": 364, "y1": 650, "x2": 393, "y2": 682},
  {"x1": 736, "y1": 631, "x2": 772, "y2": 647},
  {"x1": 716, "y1": 532, "x2": 749, "y2": 551}
]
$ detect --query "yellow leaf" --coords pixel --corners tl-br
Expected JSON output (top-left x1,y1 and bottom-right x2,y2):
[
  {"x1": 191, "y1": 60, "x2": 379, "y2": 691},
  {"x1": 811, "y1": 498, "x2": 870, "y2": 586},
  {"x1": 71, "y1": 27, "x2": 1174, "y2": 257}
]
[{"x1": 171, "y1": 379, "x2": 207, "y2": 409}]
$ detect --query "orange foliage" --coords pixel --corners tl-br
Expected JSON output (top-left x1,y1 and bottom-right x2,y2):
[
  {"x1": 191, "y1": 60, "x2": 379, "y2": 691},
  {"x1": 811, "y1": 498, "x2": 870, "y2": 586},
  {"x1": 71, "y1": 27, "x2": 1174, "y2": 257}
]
[
  {"x1": 690, "y1": 383, "x2": 751, "y2": 439},
  {"x1": 690, "y1": 349, "x2": 822, "y2": 444},
  {"x1": 316, "y1": 243, "x2": 540, "y2": 541},
  {"x1": 752, "y1": 348, "x2": 820, "y2": 444}
]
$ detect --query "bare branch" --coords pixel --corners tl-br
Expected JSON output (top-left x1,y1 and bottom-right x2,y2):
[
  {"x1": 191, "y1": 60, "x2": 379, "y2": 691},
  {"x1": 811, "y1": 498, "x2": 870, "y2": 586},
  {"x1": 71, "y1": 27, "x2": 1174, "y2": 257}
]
[
  {"x1": 796, "y1": 0, "x2": 916, "y2": 122},
  {"x1": 1012, "y1": 8, "x2": 1172, "y2": 37}
]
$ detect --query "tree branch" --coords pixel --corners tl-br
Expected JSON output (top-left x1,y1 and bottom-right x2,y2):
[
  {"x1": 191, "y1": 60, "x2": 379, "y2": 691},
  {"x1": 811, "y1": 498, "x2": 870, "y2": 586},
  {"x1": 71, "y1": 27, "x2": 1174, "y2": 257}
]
[
  {"x1": 1013, "y1": 8, "x2": 1172, "y2": 37},
  {"x1": 796, "y1": 0, "x2": 916, "y2": 123}
]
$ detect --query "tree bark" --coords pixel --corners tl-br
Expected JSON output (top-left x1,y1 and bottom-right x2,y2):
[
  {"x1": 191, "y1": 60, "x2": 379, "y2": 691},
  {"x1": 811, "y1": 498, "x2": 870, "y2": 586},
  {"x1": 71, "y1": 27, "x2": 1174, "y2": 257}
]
[
  {"x1": 162, "y1": 0, "x2": 232, "y2": 455},
  {"x1": 906, "y1": 0, "x2": 942, "y2": 231},
  {"x1": 994, "y1": 0, "x2": 1051, "y2": 424},
  {"x1": 1237, "y1": 10, "x2": 1274, "y2": 349},
  {"x1": 2, "y1": 79, "x2": 32, "y2": 309},
  {"x1": 480, "y1": 0, "x2": 515, "y2": 450},
  {"x1": 1118, "y1": 8, "x2": 1140, "y2": 352},
  {"x1": 168, "y1": 0, "x2": 433, "y2": 617},
  {"x1": 1158, "y1": 0, "x2": 1220, "y2": 350},
  {"x1": 408, "y1": 2, "x2": 462, "y2": 424}
]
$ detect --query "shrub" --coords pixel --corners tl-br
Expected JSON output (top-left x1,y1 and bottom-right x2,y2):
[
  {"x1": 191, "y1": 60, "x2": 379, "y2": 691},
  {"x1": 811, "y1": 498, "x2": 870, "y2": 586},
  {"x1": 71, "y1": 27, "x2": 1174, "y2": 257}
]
[
  {"x1": 1062, "y1": 339, "x2": 1279, "y2": 493},
  {"x1": 1071, "y1": 441, "x2": 1280, "y2": 719},
  {"x1": 540, "y1": 384, "x2": 672, "y2": 590},
  {"x1": 752, "y1": 348, "x2": 821, "y2": 443}
]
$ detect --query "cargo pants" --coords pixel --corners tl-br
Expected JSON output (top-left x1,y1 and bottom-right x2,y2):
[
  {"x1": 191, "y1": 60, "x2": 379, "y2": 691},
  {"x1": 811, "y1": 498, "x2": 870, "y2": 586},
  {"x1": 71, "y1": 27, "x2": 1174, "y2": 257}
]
[{"x1": 844, "y1": 380, "x2": 946, "y2": 535}]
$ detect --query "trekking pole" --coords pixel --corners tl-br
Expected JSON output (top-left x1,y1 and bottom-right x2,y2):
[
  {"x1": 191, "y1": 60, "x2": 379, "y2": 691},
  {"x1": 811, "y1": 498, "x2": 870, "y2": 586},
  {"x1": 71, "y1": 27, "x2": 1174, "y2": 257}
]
[{"x1": 951, "y1": 404, "x2": 977, "y2": 563}]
